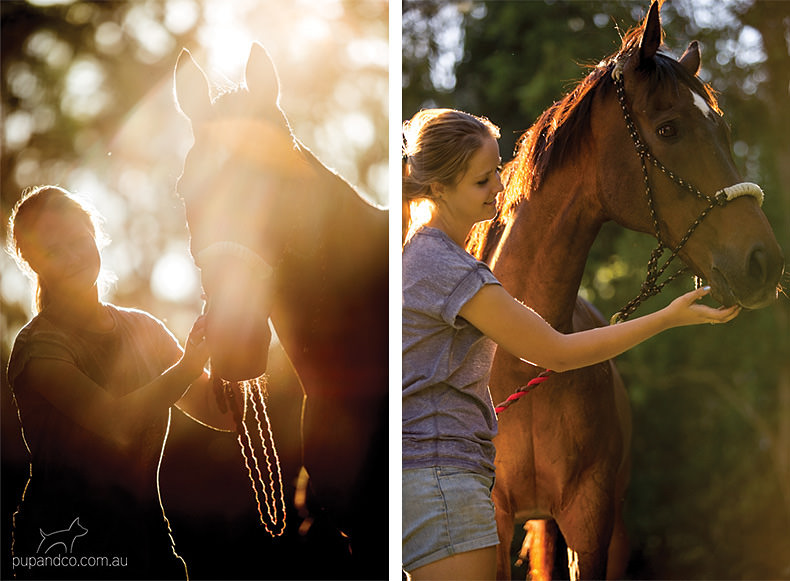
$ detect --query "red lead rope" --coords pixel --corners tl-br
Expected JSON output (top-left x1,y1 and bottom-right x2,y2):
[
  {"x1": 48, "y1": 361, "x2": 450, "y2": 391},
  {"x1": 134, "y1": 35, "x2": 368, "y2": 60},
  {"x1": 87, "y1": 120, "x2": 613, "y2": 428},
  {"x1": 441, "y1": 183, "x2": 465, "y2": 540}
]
[{"x1": 494, "y1": 370, "x2": 553, "y2": 415}]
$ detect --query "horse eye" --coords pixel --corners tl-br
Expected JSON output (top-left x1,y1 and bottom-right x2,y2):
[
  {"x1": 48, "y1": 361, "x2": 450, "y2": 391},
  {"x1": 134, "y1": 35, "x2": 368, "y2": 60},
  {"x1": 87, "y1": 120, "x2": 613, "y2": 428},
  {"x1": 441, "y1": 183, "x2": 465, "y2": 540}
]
[{"x1": 657, "y1": 124, "x2": 677, "y2": 139}]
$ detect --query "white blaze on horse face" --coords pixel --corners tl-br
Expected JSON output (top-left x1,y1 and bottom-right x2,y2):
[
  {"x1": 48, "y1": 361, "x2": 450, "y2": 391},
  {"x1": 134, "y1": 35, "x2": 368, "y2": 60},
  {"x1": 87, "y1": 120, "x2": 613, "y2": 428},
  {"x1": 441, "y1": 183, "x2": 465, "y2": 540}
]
[{"x1": 691, "y1": 88, "x2": 714, "y2": 119}]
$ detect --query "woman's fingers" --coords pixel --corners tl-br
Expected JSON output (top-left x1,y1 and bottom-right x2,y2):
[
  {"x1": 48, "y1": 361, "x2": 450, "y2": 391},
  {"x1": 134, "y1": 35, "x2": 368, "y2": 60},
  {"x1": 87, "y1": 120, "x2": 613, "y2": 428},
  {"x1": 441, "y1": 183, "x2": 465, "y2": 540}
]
[
  {"x1": 700, "y1": 304, "x2": 741, "y2": 324},
  {"x1": 673, "y1": 286, "x2": 742, "y2": 326},
  {"x1": 715, "y1": 305, "x2": 741, "y2": 323},
  {"x1": 678, "y1": 285, "x2": 711, "y2": 308},
  {"x1": 187, "y1": 315, "x2": 208, "y2": 347},
  {"x1": 693, "y1": 285, "x2": 712, "y2": 300}
]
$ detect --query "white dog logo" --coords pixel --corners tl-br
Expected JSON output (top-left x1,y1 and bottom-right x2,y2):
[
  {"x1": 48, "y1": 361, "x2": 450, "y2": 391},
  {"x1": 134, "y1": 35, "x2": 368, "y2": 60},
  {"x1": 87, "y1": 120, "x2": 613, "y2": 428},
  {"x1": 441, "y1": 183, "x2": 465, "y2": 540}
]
[{"x1": 37, "y1": 517, "x2": 88, "y2": 554}]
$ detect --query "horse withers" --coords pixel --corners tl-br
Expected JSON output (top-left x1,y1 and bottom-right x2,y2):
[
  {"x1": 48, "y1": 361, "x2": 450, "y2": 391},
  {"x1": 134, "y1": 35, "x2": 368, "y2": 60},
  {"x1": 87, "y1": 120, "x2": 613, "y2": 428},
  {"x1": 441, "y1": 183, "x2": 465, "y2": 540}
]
[
  {"x1": 468, "y1": 2, "x2": 784, "y2": 579},
  {"x1": 174, "y1": 43, "x2": 389, "y2": 578}
]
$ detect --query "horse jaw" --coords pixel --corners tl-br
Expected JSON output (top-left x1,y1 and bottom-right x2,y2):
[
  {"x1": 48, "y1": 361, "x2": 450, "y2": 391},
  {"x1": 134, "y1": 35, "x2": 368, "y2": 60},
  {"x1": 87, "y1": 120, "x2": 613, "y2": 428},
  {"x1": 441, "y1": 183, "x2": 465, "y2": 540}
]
[{"x1": 206, "y1": 291, "x2": 272, "y2": 382}]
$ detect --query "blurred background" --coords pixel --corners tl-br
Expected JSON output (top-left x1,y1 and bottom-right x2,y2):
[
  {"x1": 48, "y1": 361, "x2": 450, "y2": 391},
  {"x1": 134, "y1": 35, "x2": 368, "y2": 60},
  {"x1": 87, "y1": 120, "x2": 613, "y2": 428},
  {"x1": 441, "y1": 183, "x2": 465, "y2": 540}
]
[
  {"x1": 403, "y1": 1, "x2": 789, "y2": 579},
  {"x1": 1, "y1": 0, "x2": 386, "y2": 577}
]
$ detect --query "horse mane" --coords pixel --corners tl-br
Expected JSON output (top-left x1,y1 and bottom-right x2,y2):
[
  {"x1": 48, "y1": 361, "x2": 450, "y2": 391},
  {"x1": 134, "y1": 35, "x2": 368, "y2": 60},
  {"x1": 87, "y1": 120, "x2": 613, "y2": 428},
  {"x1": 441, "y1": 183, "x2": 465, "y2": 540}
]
[{"x1": 467, "y1": 20, "x2": 720, "y2": 261}]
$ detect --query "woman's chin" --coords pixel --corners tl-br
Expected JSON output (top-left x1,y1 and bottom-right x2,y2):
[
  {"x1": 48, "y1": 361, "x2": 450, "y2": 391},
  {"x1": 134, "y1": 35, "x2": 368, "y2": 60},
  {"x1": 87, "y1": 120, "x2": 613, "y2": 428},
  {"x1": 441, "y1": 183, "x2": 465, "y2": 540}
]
[{"x1": 481, "y1": 205, "x2": 497, "y2": 221}]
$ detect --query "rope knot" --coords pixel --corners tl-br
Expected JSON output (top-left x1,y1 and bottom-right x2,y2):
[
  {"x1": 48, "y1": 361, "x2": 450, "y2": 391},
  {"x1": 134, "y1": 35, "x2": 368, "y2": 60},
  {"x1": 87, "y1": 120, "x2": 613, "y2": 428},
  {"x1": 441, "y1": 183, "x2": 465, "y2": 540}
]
[{"x1": 714, "y1": 191, "x2": 728, "y2": 206}]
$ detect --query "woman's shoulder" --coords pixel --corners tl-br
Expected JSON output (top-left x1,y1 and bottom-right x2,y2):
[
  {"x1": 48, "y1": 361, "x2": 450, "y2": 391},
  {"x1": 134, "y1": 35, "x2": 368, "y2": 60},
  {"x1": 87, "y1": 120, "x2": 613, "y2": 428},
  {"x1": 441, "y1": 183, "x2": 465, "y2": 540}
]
[
  {"x1": 107, "y1": 304, "x2": 178, "y2": 343},
  {"x1": 108, "y1": 303, "x2": 163, "y2": 326},
  {"x1": 404, "y1": 227, "x2": 481, "y2": 266},
  {"x1": 12, "y1": 313, "x2": 66, "y2": 345},
  {"x1": 8, "y1": 314, "x2": 74, "y2": 385},
  {"x1": 404, "y1": 227, "x2": 495, "y2": 281},
  {"x1": 105, "y1": 303, "x2": 166, "y2": 328}
]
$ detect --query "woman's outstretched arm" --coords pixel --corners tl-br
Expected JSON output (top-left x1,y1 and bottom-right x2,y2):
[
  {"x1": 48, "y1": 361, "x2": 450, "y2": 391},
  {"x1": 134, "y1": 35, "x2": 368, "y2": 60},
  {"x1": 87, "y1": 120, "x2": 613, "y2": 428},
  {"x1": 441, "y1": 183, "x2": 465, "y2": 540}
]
[{"x1": 460, "y1": 285, "x2": 739, "y2": 373}]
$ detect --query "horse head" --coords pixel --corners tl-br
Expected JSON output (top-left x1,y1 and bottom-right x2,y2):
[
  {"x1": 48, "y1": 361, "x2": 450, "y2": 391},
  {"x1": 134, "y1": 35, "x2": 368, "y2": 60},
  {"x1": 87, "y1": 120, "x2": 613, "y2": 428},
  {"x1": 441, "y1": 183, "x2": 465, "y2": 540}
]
[
  {"x1": 598, "y1": 1, "x2": 784, "y2": 311},
  {"x1": 174, "y1": 43, "x2": 310, "y2": 382}
]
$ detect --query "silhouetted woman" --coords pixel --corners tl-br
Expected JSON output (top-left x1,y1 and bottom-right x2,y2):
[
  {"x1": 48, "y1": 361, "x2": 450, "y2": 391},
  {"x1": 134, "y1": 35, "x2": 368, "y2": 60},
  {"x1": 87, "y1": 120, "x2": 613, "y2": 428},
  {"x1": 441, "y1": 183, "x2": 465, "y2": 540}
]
[{"x1": 7, "y1": 185, "x2": 234, "y2": 580}]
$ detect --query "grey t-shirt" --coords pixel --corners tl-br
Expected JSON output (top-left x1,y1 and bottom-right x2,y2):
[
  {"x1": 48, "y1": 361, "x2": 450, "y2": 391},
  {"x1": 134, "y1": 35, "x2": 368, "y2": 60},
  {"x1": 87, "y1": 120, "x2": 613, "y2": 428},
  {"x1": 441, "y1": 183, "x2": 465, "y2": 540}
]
[
  {"x1": 7, "y1": 304, "x2": 182, "y2": 496},
  {"x1": 402, "y1": 227, "x2": 501, "y2": 476},
  {"x1": 7, "y1": 304, "x2": 186, "y2": 575}
]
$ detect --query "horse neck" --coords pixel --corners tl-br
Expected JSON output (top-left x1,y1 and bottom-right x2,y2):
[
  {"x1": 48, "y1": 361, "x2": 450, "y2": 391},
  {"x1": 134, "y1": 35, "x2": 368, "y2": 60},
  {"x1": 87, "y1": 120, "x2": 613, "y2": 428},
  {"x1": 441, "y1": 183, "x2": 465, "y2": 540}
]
[
  {"x1": 271, "y1": 157, "x2": 388, "y2": 395},
  {"x1": 280, "y1": 151, "x2": 387, "y2": 285},
  {"x1": 488, "y1": 164, "x2": 605, "y2": 332}
]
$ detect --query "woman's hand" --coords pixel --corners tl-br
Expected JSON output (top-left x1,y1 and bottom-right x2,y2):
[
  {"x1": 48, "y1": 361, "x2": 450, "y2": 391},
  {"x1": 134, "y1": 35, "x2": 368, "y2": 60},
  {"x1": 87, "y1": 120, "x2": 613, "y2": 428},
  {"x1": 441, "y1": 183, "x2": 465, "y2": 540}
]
[
  {"x1": 663, "y1": 286, "x2": 741, "y2": 328},
  {"x1": 181, "y1": 315, "x2": 210, "y2": 379}
]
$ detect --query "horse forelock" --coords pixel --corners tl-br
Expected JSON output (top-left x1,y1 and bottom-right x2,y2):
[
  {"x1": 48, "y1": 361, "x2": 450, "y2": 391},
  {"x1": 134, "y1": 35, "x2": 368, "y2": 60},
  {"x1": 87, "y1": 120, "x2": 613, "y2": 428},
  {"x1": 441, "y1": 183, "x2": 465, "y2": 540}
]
[
  {"x1": 186, "y1": 80, "x2": 289, "y2": 132},
  {"x1": 642, "y1": 52, "x2": 720, "y2": 115}
]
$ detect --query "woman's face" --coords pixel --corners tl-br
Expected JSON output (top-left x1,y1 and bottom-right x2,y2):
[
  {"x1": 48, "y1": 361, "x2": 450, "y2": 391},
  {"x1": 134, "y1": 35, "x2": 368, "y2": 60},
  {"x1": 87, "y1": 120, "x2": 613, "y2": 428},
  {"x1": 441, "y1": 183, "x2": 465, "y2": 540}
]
[
  {"x1": 25, "y1": 208, "x2": 101, "y2": 298},
  {"x1": 439, "y1": 135, "x2": 503, "y2": 226}
]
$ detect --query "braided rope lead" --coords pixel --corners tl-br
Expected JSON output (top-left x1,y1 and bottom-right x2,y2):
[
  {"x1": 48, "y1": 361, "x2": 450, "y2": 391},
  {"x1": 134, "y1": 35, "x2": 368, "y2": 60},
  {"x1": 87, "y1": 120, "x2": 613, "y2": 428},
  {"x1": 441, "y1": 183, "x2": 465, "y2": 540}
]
[
  {"x1": 214, "y1": 375, "x2": 287, "y2": 537},
  {"x1": 495, "y1": 370, "x2": 553, "y2": 415}
]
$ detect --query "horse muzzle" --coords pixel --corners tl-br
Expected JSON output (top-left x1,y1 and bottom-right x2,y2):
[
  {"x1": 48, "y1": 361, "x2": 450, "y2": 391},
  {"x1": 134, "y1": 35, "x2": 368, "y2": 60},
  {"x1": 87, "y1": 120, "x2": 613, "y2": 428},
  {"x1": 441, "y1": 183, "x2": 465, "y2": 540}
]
[
  {"x1": 205, "y1": 309, "x2": 272, "y2": 382},
  {"x1": 708, "y1": 240, "x2": 785, "y2": 310}
]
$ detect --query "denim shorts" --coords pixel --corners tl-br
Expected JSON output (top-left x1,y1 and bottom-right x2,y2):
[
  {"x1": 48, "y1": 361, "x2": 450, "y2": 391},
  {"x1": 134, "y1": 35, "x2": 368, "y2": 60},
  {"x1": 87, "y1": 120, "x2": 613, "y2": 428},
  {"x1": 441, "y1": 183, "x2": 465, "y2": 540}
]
[{"x1": 402, "y1": 466, "x2": 499, "y2": 571}]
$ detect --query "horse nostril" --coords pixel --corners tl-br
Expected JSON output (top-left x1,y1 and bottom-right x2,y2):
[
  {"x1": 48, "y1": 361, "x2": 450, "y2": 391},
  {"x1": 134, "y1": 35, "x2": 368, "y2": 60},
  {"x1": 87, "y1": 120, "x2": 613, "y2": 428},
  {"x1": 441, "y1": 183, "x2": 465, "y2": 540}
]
[{"x1": 748, "y1": 246, "x2": 768, "y2": 284}]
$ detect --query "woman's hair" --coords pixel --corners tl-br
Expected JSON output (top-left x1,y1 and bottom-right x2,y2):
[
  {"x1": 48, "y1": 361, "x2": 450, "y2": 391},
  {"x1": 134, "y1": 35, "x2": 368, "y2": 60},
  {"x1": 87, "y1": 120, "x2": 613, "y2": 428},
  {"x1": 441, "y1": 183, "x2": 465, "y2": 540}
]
[
  {"x1": 402, "y1": 108, "x2": 500, "y2": 242},
  {"x1": 7, "y1": 185, "x2": 111, "y2": 313}
]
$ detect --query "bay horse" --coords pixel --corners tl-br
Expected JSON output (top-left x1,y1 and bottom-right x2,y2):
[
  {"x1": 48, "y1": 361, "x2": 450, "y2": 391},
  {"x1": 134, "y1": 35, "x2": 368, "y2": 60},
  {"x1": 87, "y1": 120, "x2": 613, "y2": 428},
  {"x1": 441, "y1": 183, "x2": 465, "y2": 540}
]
[
  {"x1": 467, "y1": 2, "x2": 784, "y2": 579},
  {"x1": 173, "y1": 43, "x2": 388, "y2": 578}
]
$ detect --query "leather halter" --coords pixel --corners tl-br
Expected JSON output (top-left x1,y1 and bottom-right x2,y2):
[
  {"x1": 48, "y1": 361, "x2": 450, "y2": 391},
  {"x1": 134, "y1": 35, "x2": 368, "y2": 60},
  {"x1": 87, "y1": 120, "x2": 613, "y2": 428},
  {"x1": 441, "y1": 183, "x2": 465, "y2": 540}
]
[{"x1": 609, "y1": 67, "x2": 764, "y2": 323}]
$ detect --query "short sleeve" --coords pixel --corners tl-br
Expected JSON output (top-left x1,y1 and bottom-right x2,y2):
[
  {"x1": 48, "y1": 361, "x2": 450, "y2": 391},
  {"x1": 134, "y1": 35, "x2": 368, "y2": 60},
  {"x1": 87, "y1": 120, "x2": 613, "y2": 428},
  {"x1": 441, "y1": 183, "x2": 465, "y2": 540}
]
[
  {"x1": 113, "y1": 306, "x2": 183, "y2": 371},
  {"x1": 7, "y1": 325, "x2": 76, "y2": 387},
  {"x1": 403, "y1": 228, "x2": 501, "y2": 329},
  {"x1": 441, "y1": 264, "x2": 500, "y2": 327}
]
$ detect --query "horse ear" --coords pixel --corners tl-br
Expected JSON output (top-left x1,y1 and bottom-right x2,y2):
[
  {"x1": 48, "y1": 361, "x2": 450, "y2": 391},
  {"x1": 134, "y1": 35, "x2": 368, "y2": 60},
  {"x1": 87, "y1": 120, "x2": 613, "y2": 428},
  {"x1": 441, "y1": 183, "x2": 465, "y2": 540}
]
[
  {"x1": 244, "y1": 42, "x2": 281, "y2": 106},
  {"x1": 679, "y1": 40, "x2": 701, "y2": 76},
  {"x1": 174, "y1": 48, "x2": 211, "y2": 122},
  {"x1": 639, "y1": 0, "x2": 663, "y2": 62}
]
